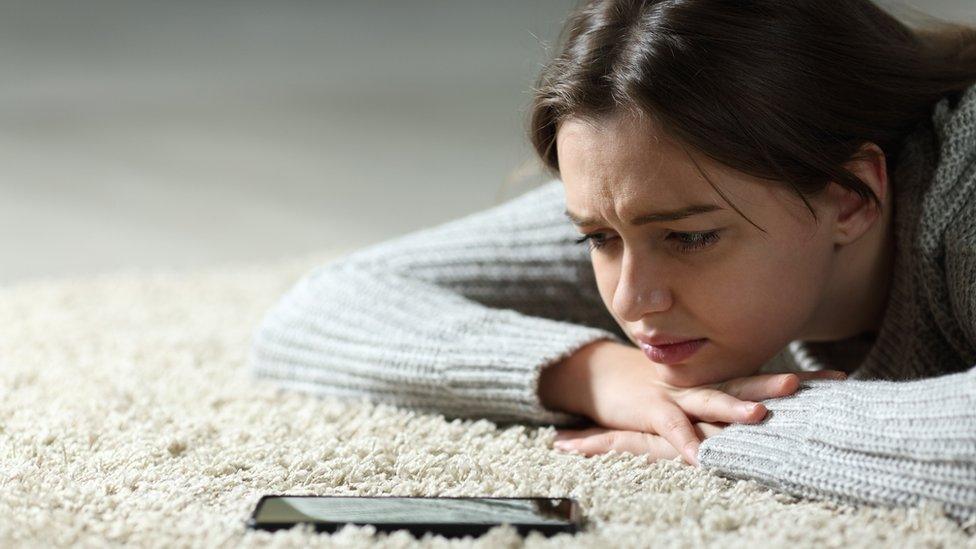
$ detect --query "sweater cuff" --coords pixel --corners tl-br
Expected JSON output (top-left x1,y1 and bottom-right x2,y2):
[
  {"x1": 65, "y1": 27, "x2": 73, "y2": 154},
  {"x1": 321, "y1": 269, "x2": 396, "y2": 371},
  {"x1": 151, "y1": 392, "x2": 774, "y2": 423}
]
[
  {"x1": 702, "y1": 371, "x2": 976, "y2": 460},
  {"x1": 697, "y1": 373, "x2": 976, "y2": 521},
  {"x1": 438, "y1": 308, "x2": 623, "y2": 427},
  {"x1": 696, "y1": 387, "x2": 824, "y2": 494}
]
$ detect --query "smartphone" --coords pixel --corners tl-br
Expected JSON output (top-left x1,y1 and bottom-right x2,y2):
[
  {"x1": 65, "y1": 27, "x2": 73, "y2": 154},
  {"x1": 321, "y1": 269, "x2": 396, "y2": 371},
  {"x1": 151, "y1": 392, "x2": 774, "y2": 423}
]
[{"x1": 246, "y1": 495, "x2": 583, "y2": 538}]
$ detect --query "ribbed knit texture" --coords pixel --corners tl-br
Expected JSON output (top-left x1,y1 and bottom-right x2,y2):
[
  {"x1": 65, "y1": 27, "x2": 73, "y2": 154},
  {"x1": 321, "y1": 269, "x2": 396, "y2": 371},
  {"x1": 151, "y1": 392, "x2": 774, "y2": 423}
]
[{"x1": 250, "y1": 84, "x2": 976, "y2": 523}]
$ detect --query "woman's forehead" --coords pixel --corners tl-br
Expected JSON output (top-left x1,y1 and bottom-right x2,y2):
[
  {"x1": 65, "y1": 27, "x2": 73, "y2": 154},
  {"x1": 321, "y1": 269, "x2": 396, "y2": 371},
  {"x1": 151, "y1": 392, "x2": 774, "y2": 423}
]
[
  {"x1": 559, "y1": 118, "x2": 711, "y2": 191},
  {"x1": 556, "y1": 114, "x2": 677, "y2": 167},
  {"x1": 557, "y1": 116, "x2": 777, "y2": 216}
]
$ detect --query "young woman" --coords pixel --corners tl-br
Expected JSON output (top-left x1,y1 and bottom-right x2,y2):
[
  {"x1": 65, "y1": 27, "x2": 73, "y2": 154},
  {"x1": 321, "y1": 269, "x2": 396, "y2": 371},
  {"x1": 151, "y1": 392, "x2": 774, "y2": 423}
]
[{"x1": 250, "y1": 0, "x2": 976, "y2": 523}]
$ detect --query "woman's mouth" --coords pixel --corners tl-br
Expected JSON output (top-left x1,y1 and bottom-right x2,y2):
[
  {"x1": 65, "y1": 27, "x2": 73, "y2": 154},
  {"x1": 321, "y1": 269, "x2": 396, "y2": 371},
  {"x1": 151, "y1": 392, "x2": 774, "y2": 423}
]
[{"x1": 638, "y1": 338, "x2": 708, "y2": 365}]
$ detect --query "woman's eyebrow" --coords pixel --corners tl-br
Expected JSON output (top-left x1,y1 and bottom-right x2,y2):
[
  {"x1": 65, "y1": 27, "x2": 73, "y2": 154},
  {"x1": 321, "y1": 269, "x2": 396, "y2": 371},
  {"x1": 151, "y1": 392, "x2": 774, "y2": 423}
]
[{"x1": 564, "y1": 204, "x2": 724, "y2": 227}]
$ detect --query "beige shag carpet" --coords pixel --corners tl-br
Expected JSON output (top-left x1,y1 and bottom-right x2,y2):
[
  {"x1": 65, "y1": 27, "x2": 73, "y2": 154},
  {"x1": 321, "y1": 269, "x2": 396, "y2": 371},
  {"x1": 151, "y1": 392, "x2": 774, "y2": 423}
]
[{"x1": 1, "y1": 250, "x2": 974, "y2": 548}]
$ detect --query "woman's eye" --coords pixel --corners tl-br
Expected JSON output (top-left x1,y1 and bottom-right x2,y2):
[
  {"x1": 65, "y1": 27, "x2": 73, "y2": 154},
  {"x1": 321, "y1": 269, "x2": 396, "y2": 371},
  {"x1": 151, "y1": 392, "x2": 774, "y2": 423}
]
[
  {"x1": 574, "y1": 233, "x2": 614, "y2": 251},
  {"x1": 574, "y1": 230, "x2": 721, "y2": 253},
  {"x1": 667, "y1": 230, "x2": 721, "y2": 252}
]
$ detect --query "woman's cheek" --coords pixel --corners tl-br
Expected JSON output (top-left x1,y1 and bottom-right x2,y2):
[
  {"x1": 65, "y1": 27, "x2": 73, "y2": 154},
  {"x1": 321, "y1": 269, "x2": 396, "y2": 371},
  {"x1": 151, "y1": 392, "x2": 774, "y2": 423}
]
[{"x1": 695, "y1": 277, "x2": 794, "y2": 371}]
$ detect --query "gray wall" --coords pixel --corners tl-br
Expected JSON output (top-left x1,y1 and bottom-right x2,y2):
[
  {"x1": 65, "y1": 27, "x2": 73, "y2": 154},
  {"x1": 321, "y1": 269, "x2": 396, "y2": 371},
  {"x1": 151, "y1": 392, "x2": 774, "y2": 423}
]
[{"x1": 1, "y1": 0, "x2": 972, "y2": 285}]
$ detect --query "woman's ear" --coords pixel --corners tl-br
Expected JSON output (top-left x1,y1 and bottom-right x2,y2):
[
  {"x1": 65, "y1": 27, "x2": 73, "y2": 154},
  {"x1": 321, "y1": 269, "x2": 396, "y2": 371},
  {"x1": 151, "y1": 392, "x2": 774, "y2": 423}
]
[{"x1": 829, "y1": 142, "x2": 888, "y2": 246}]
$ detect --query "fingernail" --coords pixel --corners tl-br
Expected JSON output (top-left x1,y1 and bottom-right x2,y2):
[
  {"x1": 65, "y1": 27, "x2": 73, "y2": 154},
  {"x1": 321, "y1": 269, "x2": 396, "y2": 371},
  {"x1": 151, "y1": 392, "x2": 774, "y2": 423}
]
[
  {"x1": 554, "y1": 440, "x2": 576, "y2": 451},
  {"x1": 740, "y1": 402, "x2": 760, "y2": 414}
]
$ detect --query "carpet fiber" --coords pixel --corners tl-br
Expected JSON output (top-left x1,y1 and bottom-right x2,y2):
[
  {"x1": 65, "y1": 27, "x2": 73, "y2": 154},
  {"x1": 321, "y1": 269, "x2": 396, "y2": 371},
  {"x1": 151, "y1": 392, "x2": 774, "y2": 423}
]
[{"x1": 1, "y1": 251, "x2": 973, "y2": 547}]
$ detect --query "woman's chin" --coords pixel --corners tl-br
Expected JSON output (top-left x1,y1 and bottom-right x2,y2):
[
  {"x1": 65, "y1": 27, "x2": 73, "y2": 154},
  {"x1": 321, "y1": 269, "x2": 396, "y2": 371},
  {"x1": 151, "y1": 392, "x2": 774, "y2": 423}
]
[
  {"x1": 653, "y1": 362, "x2": 715, "y2": 388},
  {"x1": 653, "y1": 359, "x2": 766, "y2": 388}
]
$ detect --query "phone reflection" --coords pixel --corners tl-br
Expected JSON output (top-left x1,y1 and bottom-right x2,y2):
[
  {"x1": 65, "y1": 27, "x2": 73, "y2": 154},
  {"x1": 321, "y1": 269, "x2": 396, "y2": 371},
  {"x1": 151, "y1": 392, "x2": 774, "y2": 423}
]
[{"x1": 254, "y1": 495, "x2": 576, "y2": 526}]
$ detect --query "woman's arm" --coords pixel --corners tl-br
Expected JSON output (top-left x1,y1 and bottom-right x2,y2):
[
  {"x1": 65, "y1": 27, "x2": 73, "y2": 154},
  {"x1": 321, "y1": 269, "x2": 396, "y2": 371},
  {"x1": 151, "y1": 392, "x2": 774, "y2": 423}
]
[
  {"x1": 697, "y1": 369, "x2": 976, "y2": 523},
  {"x1": 249, "y1": 180, "x2": 626, "y2": 425}
]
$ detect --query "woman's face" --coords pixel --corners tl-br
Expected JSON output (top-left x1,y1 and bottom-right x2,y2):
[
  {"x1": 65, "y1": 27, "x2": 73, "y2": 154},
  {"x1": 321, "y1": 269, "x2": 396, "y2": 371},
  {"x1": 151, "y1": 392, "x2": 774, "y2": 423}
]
[{"x1": 556, "y1": 113, "x2": 838, "y2": 387}]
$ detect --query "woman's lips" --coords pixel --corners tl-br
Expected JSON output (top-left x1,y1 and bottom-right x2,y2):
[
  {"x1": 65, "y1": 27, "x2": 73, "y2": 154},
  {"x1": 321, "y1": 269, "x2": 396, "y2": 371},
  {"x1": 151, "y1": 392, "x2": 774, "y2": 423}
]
[{"x1": 639, "y1": 338, "x2": 708, "y2": 365}]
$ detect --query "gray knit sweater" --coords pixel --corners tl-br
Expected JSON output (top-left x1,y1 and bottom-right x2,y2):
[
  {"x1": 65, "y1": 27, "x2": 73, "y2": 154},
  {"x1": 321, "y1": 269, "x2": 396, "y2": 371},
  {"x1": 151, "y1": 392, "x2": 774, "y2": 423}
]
[{"x1": 250, "y1": 84, "x2": 976, "y2": 523}]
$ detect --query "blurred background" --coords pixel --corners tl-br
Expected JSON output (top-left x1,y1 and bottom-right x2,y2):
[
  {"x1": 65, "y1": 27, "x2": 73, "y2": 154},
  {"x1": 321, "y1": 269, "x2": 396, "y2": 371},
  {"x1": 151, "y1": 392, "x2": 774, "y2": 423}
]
[{"x1": 1, "y1": 0, "x2": 973, "y2": 285}]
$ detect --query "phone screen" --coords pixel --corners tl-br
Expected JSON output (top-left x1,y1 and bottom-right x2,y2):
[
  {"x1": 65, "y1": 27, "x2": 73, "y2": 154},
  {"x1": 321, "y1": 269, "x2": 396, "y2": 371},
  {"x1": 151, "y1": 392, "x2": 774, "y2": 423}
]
[{"x1": 247, "y1": 495, "x2": 582, "y2": 538}]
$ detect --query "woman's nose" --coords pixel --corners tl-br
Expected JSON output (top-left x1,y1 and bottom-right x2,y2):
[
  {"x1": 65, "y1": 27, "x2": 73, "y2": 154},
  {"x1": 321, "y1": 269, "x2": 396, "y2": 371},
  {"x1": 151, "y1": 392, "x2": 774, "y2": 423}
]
[
  {"x1": 611, "y1": 254, "x2": 672, "y2": 322},
  {"x1": 614, "y1": 288, "x2": 672, "y2": 322}
]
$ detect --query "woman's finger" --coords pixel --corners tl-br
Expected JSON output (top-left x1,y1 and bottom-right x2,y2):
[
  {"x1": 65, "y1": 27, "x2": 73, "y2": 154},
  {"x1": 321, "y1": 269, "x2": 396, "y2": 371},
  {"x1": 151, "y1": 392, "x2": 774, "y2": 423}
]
[
  {"x1": 672, "y1": 388, "x2": 768, "y2": 424},
  {"x1": 553, "y1": 423, "x2": 726, "y2": 464},
  {"x1": 553, "y1": 426, "x2": 611, "y2": 445},
  {"x1": 716, "y1": 370, "x2": 846, "y2": 402},
  {"x1": 647, "y1": 403, "x2": 702, "y2": 466},
  {"x1": 675, "y1": 370, "x2": 847, "y2": 425},
  {"x1": 696, "y1": 422, "x2": 726, "y2": 438},
  {"x1": 554, "y1": 427, "x2": 679, "y2": 460},
  {"x1": 795, "y1": 370, "x2": 848, "y2": 382}
]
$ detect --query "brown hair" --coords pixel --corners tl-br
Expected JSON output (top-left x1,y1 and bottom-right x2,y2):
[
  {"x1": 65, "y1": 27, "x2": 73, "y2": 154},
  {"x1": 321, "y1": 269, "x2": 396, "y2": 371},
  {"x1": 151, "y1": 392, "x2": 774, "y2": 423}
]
[{"x1": 521, "y1": 0, "x2": 976, "y2": 230}]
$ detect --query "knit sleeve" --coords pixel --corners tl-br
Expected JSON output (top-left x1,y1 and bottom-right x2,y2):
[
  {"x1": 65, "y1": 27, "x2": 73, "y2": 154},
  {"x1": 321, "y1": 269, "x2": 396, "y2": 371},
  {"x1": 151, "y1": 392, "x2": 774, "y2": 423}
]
[
  {"x1": 248, "y1": 180, "x2": 626, "y2": 426},
  {"x1": 945, "y1": 190, "x2": 976, "y2": 360},
  {"x1": 697, "y1": 363, "x2": 976, "y2": 523}
]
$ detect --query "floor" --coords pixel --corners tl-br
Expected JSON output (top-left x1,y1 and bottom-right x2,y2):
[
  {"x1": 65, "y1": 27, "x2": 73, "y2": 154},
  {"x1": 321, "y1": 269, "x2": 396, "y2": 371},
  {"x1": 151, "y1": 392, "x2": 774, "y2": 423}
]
[
  {"x1": 1, "y1": 0, "x2": 972, "y2": 285},
  {"x1": 5, "y1": 256, "x2": 972, "y2": 544}
]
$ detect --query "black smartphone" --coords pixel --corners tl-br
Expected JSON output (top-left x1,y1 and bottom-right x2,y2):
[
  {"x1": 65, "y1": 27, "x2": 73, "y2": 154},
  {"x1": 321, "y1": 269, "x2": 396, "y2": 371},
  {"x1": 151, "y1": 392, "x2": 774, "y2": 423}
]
[{"x1": 245, "y1": 495, "x2": 583, "y2": 538}]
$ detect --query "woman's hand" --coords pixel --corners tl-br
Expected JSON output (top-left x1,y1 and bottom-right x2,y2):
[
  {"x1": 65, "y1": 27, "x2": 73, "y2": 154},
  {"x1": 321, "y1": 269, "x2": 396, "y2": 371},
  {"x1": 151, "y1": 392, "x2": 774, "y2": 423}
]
[
  {"x1": 538, "y1": 340, "x2": 847, "y2": 466},
  {"x1": 552, "y1": 422, "x2": 726, "y2": 461}
]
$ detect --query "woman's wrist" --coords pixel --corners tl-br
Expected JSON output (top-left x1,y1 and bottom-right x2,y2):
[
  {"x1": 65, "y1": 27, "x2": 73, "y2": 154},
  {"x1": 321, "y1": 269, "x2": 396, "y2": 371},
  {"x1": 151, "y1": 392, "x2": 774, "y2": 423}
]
[{"x1": 538, "y1": 339, "x2": 633, "y2": 417}]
